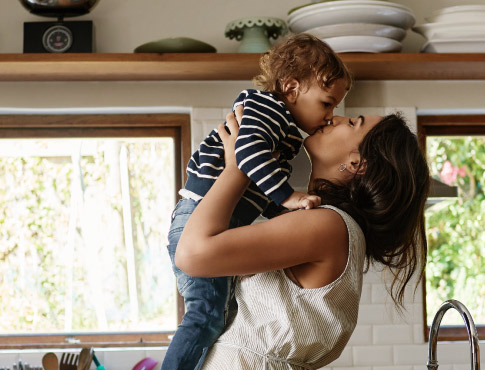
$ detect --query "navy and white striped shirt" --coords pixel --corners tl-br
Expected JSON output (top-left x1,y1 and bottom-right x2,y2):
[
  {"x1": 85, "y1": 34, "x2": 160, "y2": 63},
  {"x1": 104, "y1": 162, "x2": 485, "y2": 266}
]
[{"x1": 184, "y1": 89, "x2": 303, "y2": 223}]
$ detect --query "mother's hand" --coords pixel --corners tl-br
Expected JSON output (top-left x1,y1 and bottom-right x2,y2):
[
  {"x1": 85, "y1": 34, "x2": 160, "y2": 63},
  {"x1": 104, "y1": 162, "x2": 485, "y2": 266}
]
[{"x1": 218, "y1": 105, "x2": 243, "y2": 168}]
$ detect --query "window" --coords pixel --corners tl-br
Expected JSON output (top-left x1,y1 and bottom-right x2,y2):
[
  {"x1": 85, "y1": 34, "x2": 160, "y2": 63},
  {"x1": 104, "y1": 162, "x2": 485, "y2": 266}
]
[
  {"x1": 0, "y1": 114, "x2": 190, "y2": 348},
  {"x1": 420, "y1": 115, "x2": 485, "y2": 341}
]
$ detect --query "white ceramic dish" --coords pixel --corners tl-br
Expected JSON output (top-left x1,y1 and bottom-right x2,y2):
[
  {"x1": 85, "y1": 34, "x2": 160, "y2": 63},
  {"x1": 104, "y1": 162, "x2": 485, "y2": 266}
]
[
  {"x1": 322, "y1": 35, "x2": 402, "y2": 53},
  {"x1": 413, "y1": 21, "x2": 485, "y2": 41},
  {"x1": 421, "y1": 38, "x2": 485, "y2": 53},
  {"x1": 289, "y1": 0, "x2": 413, "y2": 17},
  {"x1": 306, "y1": 23, "x2": 407, "y2": 41},
  {"x1": 425, "y1": 5, "x2": 485, "y2": 23},
  {"x1": 288, "y1": 4, "x2": 416, "y2": 33}
]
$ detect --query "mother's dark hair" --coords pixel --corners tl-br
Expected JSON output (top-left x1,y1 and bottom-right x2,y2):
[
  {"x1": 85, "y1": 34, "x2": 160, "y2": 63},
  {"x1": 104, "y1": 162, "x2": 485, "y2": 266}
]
[{"x1": 311, "y1": 113, "x2": 430, "y2": 308}]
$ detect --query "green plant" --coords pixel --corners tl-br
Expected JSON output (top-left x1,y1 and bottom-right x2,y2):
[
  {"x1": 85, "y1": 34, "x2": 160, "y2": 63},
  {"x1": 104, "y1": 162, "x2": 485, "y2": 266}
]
[{"x1": 425, "y1": 136, "x2": 485, "y2": 325}]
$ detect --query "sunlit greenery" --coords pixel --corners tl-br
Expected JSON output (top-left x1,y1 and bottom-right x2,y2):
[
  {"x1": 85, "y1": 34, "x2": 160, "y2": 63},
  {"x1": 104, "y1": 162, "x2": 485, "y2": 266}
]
[
  {"x1": 425, "y1": 136, "x2": 485, "y2": 325},
  {"x1": 0, "y1": 138, "x2": 176, "y2": 333}
]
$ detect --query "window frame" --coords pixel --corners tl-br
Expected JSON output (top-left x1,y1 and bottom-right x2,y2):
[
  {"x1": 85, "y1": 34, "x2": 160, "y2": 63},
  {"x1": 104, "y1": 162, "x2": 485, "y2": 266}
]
[
  {"x1": 419, "y1": 114, "x2": 485, "y2": 342},
  {"x1": 0, "y1": 113, "x2": 191, "y2": 349}
]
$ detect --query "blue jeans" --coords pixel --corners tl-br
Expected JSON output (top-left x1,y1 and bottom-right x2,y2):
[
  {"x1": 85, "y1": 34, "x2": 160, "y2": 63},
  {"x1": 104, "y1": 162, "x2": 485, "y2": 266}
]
[{"x1": 162, "y1": 198, "x2": 244, "y2": 370}]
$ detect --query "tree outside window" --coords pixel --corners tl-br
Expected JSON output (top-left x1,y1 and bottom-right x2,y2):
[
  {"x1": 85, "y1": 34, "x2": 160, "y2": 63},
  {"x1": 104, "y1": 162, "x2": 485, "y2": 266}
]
[
  {"x1": 423, "y1": 116, "x2": 485, "y2": 338},
  {"x1": 0, "y1": 113, "x2": 190, "y2": 348}
]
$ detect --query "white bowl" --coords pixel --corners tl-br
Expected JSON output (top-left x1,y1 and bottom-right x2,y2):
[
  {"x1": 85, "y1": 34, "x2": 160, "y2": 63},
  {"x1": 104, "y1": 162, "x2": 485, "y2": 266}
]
[
  {"x1": 413, "y1": 21, "x2": 485, "y2": 41},
  {"x1": 421, "y1": 38, "x2": 485, "y2": 53},
  {"x1": 323, "y1": 35, "x2": 402, "y2": 53},
  {"x1": 289, "y1": 0, "x2": 413, "y2": 17},
  {"x1": 306, "y1": 23, "x2": 407, "y2": 41},
  {"x1": 425, "y1": 5, "x2": 485, "y2": 23},
  {"x1": 288, "y1": 4, "x2": 416, "y2": 33}
]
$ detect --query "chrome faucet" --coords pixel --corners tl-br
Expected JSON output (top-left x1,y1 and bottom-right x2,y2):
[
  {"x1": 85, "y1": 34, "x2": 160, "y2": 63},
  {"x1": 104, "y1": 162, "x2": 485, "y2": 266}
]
[{"x1": 427, "y1": 299, "x2": 480, "y2": 369}]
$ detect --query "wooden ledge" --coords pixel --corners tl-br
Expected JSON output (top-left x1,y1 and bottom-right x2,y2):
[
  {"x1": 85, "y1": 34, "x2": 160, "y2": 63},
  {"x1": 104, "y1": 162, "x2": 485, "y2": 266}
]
[
  {"x1": 341, "y1": 53, "x2": 485, "y2": 80},
  {"x1": 0, "y1": 53, "x2": 484, "y2": 81}
]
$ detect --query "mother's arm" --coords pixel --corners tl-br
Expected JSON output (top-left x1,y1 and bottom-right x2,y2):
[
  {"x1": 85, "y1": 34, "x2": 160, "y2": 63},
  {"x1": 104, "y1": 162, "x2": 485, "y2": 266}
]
[{"x1": 175, "y1": 109, "x2": 348, "y2": 280}]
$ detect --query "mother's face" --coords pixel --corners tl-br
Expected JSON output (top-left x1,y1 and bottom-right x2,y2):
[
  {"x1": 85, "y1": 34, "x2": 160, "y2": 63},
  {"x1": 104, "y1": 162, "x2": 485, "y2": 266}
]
[{"x1": 304, "y1": 114, "x2": 383, "y2": 183}]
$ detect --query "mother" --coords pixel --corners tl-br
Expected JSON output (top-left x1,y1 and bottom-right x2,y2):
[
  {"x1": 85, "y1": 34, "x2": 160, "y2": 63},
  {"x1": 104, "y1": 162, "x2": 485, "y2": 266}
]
[{"x1": 176, "y1": 107, "x2": 430, "y2": 369}]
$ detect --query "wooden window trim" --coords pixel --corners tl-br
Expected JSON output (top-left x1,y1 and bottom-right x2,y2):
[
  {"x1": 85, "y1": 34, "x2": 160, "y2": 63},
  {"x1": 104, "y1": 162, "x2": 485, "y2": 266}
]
[
  {"x1": 418, "y1": 114, "x2": 485, "y2": 342},
  {"x1": 0, "y1": 113, "x2": 191, "y2": 349}
]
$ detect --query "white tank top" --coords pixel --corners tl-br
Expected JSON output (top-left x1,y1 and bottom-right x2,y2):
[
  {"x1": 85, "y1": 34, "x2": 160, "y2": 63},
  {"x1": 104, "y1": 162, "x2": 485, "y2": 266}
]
[{"x1": 201, "y1": 205, "x2": 366, "y2": 369}]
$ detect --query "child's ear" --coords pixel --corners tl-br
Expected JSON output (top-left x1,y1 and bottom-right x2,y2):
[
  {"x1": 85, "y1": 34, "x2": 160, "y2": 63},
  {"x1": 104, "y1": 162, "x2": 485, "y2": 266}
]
[{"x1": 282, "y1": 78, "x2": 300, "y2": 104}]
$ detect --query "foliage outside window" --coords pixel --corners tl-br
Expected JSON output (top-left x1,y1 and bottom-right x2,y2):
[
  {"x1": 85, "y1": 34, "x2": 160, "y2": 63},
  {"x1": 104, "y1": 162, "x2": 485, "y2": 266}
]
[
  {"x1": 425, "y1": 134, "x2": 485, "y2": 329},
  {"x1": 0, "y1": 114, "x2": 189, "y2": 348}
]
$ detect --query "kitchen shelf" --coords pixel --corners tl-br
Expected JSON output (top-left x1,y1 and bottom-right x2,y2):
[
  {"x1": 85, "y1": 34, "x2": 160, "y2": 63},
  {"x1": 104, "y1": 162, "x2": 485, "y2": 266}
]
[{"x1": 0, "y1": 53, "x2": 485, "y2": 81}]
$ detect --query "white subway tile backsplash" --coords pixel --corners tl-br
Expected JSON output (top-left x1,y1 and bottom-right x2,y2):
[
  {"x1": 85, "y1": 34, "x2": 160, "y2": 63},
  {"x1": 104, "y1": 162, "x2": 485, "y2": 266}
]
[
  {"x1": 373, "y1": 324, "x2": 413, "y2": 345},
  {"x1": 347, "y1": 325, "x2": 372, "y2": 345},
  {"x1": 413, "y1": 323, "x2": 426, "y2": 344},
  {"x1": 14, "y1": 352, "x2": 43, "y2": 368},
  {"x1": 434, "y1": 342, "x2": 473, "y2": 364},
  {"x1": 404, "y1": 280, "x2": 423, "y2": 304},
  {"x1": 453, "y1": 365, "x2": 474, "y2": 370},
  {"x1": 352, "y1": 345, "x2": 393, "y2": 366},
  {"x1": 393, "y1": 344, "x2": 427, "y2": 365},
  {"x1": 190, "y1": 120, "x2": 204, "y2": 144},
  {"x1": 103, "y1": 349, "x2": 145, "y2": 370},
  {"x1": 357, "y1": 304, "x2": 394, "y2": 325},
  {"x1": 371, "y1": 283, "x2": 392, "y2": 304},
  {"x1": 327, "y1": 346, "x2": 353, "y2": 367},
  {"x1": 392, "y1": 303, "x2": 423, "y2": 325},
  {"x1": 191, "y1": 107, "x2": 228, "y2": 149},
  {"x1": 359, "y1": 283, "x2": 372, "y2": 304},
  {"x1": 362, "y1": 268, "x2": 384, "y2": 284},
  {"x1": 0, "y1": 353, "x2": 19, "y2": 369}
]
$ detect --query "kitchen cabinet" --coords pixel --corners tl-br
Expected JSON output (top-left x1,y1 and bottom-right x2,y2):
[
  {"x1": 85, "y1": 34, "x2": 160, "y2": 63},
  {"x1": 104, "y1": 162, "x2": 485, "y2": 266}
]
[{"x1": 0, "y1": 53, "x2": 485, "y2": 81}]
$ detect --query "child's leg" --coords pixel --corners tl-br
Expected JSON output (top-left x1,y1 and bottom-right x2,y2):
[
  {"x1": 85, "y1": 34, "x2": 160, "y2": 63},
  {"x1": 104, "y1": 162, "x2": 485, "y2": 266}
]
[
  {"x1": 163, "y1": 276, "x2": 231, "y2": 370},
  {"x1": 161, "y1": 198, "x2": 232, "y2": 370}
]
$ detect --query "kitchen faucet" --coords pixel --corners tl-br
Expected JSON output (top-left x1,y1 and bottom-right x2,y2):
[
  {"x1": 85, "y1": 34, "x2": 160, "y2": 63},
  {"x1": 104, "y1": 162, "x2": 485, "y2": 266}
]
[{"x1": 427, "y1": 299, "x2": 480, "y2": 369}]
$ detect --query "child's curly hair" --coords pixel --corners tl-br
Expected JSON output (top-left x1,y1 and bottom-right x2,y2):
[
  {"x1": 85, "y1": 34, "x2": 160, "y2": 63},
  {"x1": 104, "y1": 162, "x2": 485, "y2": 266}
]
[{"x1": 253, "y1": 33, "x2": 352, "y2": 96}]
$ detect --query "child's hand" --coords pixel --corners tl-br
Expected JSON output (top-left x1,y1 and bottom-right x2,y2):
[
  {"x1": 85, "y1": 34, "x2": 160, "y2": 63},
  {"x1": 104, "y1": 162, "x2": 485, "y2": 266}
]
[
  {"x1": 281, "y1": 191, "x2": 322, "y2": 210},
  {"x1": 219, "y1": 106, "x2": 243, "y2": 168}
]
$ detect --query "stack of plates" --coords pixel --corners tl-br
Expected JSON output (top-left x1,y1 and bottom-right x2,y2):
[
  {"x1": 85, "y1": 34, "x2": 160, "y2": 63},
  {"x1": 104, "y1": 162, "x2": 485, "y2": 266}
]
[
  {"x1": 287, "y1": 0, "x2": 416, "y2": 53},
  {"x1": 413, "y1": 5, "x2": 485, "y2": 53}
]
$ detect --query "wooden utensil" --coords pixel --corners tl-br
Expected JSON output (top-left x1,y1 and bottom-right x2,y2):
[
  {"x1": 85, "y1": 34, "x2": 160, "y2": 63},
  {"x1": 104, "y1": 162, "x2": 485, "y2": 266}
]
[
  {"x1": 77, "y1": 348, "x2": 93, "y2": 370},
  {"x1": 42, "y1": 352, "x2": 58, "y2": 370},
  {"x1": 59, "y1": 353, "x2": 78, "y2": 370}
]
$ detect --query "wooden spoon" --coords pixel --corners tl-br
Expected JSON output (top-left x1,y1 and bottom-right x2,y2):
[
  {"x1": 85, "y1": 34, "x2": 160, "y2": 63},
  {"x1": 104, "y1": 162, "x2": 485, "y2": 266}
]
[
  {"x1": 42, "y1": 352, "x2": 59, "y2": 370},
  {"x1": 77, "y1": 347, "x2": 94, "y2": 370}
]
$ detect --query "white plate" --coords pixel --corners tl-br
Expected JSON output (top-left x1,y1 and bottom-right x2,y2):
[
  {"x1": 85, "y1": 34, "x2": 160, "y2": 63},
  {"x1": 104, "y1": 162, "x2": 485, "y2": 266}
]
[
  {"x1": 289, "y1": 0, "x2": 413, "y2": 17},
  {"x1": 323, "y1": 35, "x2": 402, "y2": 53},
  {"x1": 421, "y1": 38, "x2": 485, "y2": 53},
  {"x1": 425, "y1": 5, "x2": 485, "y2": 23},
  {"x1": 413, "y1": 21, "x2": 485, "y2": 41},
  {"x1": 306, "y1": 23, "x2": 407, "y2": 41},
  {"x1": 288, "y1": 4, "x2": 416, "y2": 33}
]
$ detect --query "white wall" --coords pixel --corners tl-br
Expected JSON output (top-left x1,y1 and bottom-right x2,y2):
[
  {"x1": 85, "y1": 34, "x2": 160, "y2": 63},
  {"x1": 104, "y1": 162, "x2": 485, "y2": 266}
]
[
  {"x1": 2, "y1": 0, "x2": 485, "y2": 53},
  {"x1": 1, "y1": 0, "x2": 485, "y2": 369}
]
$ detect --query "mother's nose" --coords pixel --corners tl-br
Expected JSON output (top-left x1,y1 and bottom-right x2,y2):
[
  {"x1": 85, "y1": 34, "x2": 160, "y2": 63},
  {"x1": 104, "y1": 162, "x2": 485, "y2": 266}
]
[{"x1": 330, "y1": 115, "x2": 345, "y2": 125}]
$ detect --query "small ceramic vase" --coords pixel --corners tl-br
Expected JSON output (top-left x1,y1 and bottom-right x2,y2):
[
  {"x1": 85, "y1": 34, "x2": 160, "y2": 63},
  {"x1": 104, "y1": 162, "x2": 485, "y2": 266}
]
[{"x1": 225, "y1": 16, "x2": 288, "y2": 53}]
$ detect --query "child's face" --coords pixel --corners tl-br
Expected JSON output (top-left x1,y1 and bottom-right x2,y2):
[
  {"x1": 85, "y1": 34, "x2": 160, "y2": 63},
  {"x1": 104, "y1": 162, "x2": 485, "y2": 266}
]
[{"x1": 288, "y1": 78, "x2": 348, "y2": 136}]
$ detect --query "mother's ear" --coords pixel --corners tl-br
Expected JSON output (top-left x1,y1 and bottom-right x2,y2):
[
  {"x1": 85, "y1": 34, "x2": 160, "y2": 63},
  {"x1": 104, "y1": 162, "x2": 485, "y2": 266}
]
[
  {"x1": 347, "y1": 152, "x2": 367, "y2": 176},
  {"x1": 282, "y1": 78, "x2": 300, "y2": 104}
]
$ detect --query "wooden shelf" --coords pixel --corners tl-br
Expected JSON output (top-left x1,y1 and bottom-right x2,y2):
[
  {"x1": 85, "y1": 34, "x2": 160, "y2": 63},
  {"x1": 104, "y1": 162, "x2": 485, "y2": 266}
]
[{"x1": 0, "y1": 53, "x2": 485, "y2": 81}]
